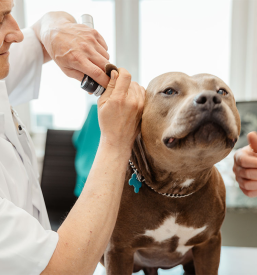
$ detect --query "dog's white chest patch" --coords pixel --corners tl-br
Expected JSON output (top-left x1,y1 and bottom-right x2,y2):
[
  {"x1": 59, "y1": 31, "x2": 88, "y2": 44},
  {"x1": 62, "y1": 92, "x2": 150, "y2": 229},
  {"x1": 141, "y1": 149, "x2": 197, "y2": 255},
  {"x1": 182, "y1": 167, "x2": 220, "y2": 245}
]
[
  {"x1": 144, "y1": 216, "x2": 206, "y2": 255},
  {"x1": 180, "y1": 178, "x2": 194, "y2": 188}
]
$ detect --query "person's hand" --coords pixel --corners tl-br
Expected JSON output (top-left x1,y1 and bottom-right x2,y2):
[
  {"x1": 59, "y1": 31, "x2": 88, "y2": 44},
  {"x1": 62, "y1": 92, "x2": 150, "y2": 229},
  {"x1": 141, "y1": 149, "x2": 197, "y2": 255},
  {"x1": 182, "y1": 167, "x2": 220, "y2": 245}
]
[
  {"x1": 98, "y1": 68, "x2": 145, "y2": 153},
  {"x1": 36, "y1": 12, "x2": 110, "y2": 87},
  {"x1": 233, "y1": 132, "x2": 257, "y2": 197}
]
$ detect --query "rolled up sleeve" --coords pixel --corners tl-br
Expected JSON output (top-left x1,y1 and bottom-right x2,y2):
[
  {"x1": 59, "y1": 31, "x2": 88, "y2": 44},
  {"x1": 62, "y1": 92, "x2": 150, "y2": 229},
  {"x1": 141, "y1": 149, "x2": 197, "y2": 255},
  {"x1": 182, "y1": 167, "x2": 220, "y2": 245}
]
[{"x1": 5, "y1": 28, "x2": 44, "y2": 106}]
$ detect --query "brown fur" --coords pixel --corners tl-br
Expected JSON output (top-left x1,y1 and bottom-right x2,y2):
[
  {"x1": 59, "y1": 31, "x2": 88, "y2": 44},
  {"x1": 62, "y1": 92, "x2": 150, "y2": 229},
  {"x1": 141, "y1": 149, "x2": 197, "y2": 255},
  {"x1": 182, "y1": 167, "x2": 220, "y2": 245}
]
[{"x1": 101, "y1": 72, "x2": 241, "y2": 275}]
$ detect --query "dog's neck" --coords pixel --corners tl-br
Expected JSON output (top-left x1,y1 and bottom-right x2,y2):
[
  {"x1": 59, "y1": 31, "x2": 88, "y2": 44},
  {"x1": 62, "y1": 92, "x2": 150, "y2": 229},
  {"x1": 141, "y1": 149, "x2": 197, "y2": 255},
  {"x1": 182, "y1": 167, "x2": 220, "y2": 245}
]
[{"x1": 130, "y1": 135, "x2": 214, "y2": 196}]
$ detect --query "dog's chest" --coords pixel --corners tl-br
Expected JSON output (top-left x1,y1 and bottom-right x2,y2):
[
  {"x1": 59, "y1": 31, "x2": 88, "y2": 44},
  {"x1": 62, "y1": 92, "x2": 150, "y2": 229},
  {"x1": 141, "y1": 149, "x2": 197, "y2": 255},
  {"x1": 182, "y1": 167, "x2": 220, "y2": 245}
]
[{"x1": 143, "y1": 216, "x2": 206, "y2": 255}]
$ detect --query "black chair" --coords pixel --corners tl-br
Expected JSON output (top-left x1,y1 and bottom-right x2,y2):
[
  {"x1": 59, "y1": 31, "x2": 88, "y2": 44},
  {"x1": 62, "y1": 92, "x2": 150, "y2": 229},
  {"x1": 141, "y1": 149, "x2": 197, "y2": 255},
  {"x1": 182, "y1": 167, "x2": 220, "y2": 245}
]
[{"x1": 41, "y1": 129, "x2": 77, "y2": 231}]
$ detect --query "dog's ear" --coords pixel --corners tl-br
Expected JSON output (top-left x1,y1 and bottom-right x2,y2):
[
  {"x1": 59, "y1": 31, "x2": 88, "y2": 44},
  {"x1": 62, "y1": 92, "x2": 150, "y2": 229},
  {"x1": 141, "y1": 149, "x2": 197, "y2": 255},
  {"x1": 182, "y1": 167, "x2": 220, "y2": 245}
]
[
  {"x1": 132, "y1": 133, "x2": 151, "y2": 175},
  {"x1": 136, "y1": 134, "x2": 150, "y2": 174}
]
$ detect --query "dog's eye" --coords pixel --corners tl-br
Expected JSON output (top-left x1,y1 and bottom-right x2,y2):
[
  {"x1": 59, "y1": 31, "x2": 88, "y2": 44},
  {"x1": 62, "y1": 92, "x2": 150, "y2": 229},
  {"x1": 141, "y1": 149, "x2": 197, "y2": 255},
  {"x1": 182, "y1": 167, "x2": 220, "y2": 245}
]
[
  {"x1": 217, "y1": 89, "x2": 228, "y2": 96},
  {"x1": 163, "y1": 88, "x2": 178, "y2": 95}
]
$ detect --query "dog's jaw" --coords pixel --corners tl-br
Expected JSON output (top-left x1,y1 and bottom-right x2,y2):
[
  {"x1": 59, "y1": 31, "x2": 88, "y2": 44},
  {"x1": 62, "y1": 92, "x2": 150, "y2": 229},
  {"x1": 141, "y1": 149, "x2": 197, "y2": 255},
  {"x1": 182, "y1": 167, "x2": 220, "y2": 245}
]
[
  {"x1": 131, "y1": 135, "x2": 214, "y2": 196},
  {"x1": 163, "y1": 121, "x2": 238, "y2": 150},
  {"x1": 162, "y1": 100, "x2": 239, "y2": 151}
]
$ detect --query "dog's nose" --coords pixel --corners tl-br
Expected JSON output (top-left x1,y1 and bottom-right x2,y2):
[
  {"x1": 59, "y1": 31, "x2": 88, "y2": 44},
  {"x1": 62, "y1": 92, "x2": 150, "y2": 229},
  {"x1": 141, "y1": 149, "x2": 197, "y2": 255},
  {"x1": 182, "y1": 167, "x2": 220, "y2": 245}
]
[{"x1": 194, "y1": 91, "x2": 221, "y2": 109}]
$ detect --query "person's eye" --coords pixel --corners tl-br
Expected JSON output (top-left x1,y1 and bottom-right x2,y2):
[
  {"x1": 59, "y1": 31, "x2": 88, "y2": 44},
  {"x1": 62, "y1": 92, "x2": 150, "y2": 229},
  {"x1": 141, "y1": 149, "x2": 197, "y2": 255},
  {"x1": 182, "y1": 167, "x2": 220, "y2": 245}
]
[
  {"x1": 217, "y1": 89, "x2": 228, "y2": 96},
  {"x1": 163, "y1": 88, "x2": 178, "y2": 96}
]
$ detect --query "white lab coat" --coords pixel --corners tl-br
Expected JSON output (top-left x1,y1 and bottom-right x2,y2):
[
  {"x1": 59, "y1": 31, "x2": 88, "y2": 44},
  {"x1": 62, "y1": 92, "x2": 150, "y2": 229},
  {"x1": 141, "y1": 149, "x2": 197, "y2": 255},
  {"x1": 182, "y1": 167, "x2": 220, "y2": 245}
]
[{"x1": 0, "y1": 28, "x2": 59, "y2": 274}]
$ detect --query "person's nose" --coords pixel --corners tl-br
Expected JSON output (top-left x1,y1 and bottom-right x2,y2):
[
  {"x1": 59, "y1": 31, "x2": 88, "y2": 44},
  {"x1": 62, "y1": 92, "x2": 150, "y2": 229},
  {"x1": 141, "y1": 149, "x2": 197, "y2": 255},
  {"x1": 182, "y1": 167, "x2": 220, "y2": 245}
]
[
  {"x1": 194, "y1": 91, "x2": 222, "y2": 110},
  {"x1": 4, "y1": 14, "x2": 24, "y2": 44}
]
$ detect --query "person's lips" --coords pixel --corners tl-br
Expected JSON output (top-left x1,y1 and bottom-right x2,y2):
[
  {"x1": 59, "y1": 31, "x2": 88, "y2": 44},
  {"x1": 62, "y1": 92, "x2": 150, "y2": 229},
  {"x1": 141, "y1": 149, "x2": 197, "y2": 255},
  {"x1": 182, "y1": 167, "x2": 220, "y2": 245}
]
[{"x1": 0, "y1": 51, "x2": 9, "y2": 56}]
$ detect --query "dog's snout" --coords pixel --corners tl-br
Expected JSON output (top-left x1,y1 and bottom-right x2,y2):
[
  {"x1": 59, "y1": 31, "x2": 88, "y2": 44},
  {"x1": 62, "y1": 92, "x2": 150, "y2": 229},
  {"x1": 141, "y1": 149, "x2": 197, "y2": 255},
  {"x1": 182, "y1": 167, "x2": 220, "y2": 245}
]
[{"x1": 194, "y1": 91, "x2": 221, "y2": 109}]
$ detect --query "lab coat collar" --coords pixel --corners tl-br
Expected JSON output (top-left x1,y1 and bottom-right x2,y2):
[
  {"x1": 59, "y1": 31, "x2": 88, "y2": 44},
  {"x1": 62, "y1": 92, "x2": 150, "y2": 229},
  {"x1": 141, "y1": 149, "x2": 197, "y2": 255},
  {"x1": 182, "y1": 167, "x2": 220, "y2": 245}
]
[{"x1": 0, "y1": 80, "x2": 26, "y2": 161}]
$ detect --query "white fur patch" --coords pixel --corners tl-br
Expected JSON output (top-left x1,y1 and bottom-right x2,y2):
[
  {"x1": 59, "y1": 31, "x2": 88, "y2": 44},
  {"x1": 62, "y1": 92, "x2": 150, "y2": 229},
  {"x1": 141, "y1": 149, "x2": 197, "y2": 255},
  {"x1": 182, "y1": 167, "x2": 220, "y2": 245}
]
[
  {"x1": 180, "y1": 179, "x2": 194, "y2": 188},
  {"x1": 144, "y1": 216, "x2": 207, "y2": 255}
]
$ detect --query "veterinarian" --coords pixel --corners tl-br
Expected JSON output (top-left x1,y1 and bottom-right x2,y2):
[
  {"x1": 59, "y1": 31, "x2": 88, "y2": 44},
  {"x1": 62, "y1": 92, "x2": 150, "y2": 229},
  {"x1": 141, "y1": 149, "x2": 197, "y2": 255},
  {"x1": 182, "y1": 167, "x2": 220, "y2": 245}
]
[
  {"x1": 233, "y1": 132, "x2": 257, "y2": 198},
  {"x1": 0, "y1": 1, "x2": 145, "y2": 274}
]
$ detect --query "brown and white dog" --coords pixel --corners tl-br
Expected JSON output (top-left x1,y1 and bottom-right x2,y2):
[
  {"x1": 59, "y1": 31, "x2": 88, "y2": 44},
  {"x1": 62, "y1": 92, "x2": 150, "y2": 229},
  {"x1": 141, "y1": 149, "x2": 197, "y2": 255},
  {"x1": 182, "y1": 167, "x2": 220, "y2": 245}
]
[{"x1": 101, "y1": 72, "x2": 241, "y2": 275}]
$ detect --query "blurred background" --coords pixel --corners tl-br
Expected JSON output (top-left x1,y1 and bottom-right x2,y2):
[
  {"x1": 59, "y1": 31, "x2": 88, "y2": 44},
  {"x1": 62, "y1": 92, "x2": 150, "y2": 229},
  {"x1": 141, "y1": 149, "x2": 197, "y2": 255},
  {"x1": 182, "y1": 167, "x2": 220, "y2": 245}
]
[{"x1": 11, "y1": 0, "x2": 257, "y2": 271}]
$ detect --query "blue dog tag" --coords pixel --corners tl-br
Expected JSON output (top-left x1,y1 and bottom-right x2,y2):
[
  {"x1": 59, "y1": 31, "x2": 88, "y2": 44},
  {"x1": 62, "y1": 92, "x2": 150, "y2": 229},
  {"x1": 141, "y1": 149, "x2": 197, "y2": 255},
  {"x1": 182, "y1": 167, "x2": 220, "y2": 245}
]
[{"x1": 129, "y1": 173, "x2": 142, "y2": 193}]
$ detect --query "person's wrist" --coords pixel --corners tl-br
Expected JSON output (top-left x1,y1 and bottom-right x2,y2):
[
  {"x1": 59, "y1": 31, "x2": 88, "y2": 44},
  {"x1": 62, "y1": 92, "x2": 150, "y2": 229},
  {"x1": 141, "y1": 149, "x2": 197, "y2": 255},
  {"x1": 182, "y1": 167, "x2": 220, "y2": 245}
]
[
  {"x1": 42, "y1": 11, "x2": 76, "y2": 29},
  {"x1": 99, "y1": 137, "x2": 132, "y2": 161}
]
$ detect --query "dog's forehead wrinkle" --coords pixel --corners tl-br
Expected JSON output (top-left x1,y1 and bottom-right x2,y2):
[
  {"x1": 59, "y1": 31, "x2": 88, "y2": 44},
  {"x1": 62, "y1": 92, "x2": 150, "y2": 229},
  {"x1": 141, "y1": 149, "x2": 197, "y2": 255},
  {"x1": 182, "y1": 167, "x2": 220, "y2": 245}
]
[
  {"x1": 147, "y1": 72, "x2": 191, "y2": 93},
  {"x1": 192, "y1": 73, "x2": 231, "y2": 92}
]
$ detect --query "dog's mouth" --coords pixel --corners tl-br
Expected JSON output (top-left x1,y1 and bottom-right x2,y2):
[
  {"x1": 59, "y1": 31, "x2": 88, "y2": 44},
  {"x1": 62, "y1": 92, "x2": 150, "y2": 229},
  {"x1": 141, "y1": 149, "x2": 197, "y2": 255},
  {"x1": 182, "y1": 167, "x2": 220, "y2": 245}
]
[{"x1": 163, "y1": 121, "x2": 238, "y2": 149}]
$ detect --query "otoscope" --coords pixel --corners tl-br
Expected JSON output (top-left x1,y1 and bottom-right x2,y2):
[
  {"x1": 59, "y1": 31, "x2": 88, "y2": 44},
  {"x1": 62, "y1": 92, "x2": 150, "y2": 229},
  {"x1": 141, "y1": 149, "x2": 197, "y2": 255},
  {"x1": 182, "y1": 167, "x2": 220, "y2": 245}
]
[{"x1": 80, "y1": 14, "x2": 106, "y2": 96}]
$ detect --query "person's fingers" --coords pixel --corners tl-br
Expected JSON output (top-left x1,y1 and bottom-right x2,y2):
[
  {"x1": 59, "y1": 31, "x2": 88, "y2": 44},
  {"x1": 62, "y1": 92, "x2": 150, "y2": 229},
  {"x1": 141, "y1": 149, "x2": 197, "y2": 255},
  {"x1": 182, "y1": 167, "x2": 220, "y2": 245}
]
[
  {"x1": 61, "y1": 67, "x2": 84, "y2": 82},
  {"x1": 82, "y1": 27, "x2": 108, "y2": 51},
  {"x1": 112, "y1": 68, "x2": 131, "y2": 98},
  {"x1": 94, "y1": 42, "x2": 110, "y2": 60},
  {"x1": 132, "y1": 84, "x2": 145, "y2": 111},
  {"x1": 140, "y1": 86, "x2": 146, "y2": 99},
  {"x1": 78, "y1": 38, "x2": 109, "y2": 61},
  {"x1": 126, "y1": 83, "x2": 145, "y2": 117},
  {"x1": 126, "y1": 82, "x2": 139, "y2": 108},
  {"x1": 234, "y1": 148, "x2": 257, "y2": 168},
  {"x1": 236, "y1": 172, "x2": 257, "y2": 191},
  {"x1": 100, "y1": 70, "x2": 119, "y2": 102},
  {"x1": 128, "y1": 82, "x2": 139, "y2": 99},
  {"x1": 237, "y1": 176, "x2": 257, "y2": 190},
  {"x1": 93, "y1": 29, "x2": 108, "y2": 51},
  {"x1": 248, "y1": 132, "x2": 257, "y2": 153},
  {"x1": 72, "y1": 59, "x2": 110, "y2": 88},
  {"x1": 135, "y1": 83, "x2": 144, "y2": 109},
  {"x1": 139, "y1": 86, "x2": 146, "y2": 107},
  {"x1": 240, "y1": 186, "x2": 257, "y2": 198},
  {"x1": 89, "y1": 51, "x2": 110, "y2": 72},
  {"x1": 234, "y1": 165, "x2": 257, "y2": 180},
  {"x1": 232, "y1": 163, "x2": 236, "y2": 174},
  {"x1": 86, "y1": 62, "x2": 110, "y2": 88}
]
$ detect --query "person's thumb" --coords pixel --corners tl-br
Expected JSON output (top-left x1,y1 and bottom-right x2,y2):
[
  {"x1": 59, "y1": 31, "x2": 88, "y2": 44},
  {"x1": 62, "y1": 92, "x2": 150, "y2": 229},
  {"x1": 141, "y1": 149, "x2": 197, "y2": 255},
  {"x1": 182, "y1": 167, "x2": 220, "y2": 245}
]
[{"x1": 247, "y1": 132, "x2": 257, "y2": 153}]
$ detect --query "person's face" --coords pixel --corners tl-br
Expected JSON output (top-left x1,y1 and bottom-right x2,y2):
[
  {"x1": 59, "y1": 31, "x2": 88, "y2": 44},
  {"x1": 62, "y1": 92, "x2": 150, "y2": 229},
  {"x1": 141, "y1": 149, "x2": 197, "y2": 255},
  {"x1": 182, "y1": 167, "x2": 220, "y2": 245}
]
[{"x1": 0, "y1": 0, "x2": 23, "y2": 80}]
